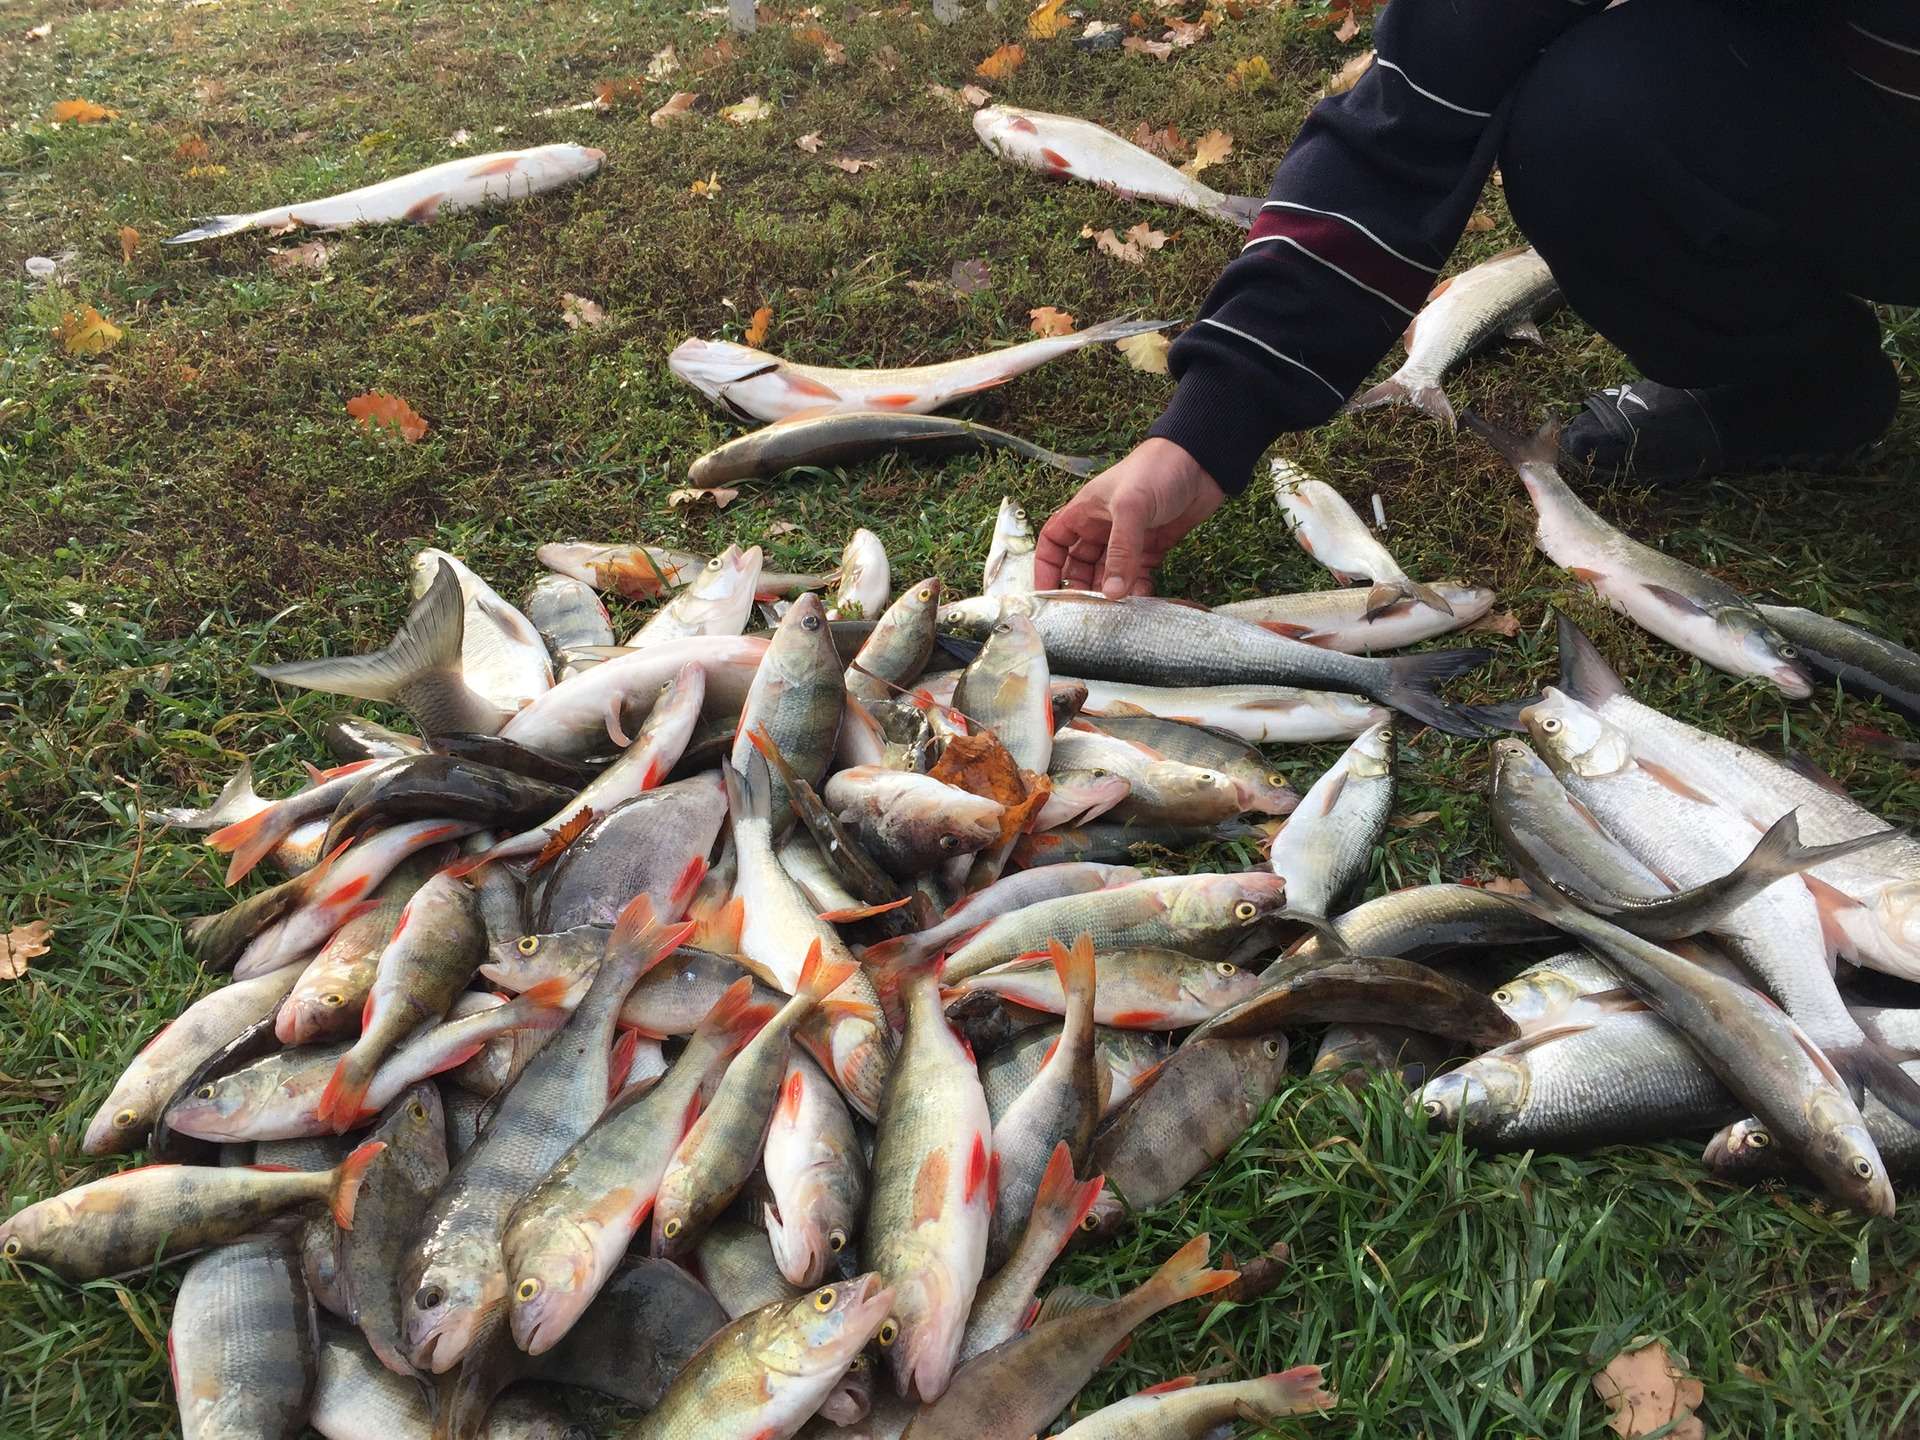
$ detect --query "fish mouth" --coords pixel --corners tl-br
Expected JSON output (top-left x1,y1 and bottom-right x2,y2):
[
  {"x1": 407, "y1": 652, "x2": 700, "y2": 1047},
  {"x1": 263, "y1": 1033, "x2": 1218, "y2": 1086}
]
[
  {"x1": 839, "y1": 1273, "x2": 896, "y2": 1340},
  {"x1": 1700, "y1": 1127, "x2": 1739, "y2": 1169},
  {"x1": 1771, "y1": 665, "x2": 1815, "y2": 699},
  {"x1": 584, "y1": 147, "x2": 607, "y2": 163},
  {"x1": 510, "y1": 1299, "x2": 574, "y2": 1357}
]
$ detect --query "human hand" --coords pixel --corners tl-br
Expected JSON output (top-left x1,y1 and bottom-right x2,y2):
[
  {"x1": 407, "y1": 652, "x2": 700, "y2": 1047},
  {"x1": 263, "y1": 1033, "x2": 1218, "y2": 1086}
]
[{"x1": 1034, "y1": 438, "x2": 1226, "y2": 596}]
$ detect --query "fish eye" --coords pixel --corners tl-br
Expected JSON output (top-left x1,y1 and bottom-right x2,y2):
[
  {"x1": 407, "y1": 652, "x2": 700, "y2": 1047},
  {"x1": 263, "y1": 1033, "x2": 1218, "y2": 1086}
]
[
  {"x1": 1852, "y1": 1156, "x2": 1875, "y2": 1179},
  {"x1": 417, "y1": 1285, "x2": 445, "y2": 1311},
  {"x1": 113, "y1": 1108, "x2": 140, "y2": 1128},
  {"x1": 517, "y1": 1278, "x2": 542, "y2": 1301},
  {"x1": 1013, "y1": 507, "x2": 1026, "y2": 521},
  {"x1": 828, "y1": 1229, "x2": 847, "y2": 1253},
  {"x1": 706, "y1": 556, "x2": 723, "y2": 570},
  {"x1": 1214, "y1": 962, "x2": 1236, "y2": 977},
  {"x1": 813, "y1": 1288, "x2": 837, "y2": 1311},
  {"x1": 917, "y1": 586, "x2": 933, "y2": 601},
  {"x1": 1492, "y1": 989, "x2": 1513, "y2": 1005},
  {"x1": 1089, "y1": 768, "x2": 1106, "y2": 779},
  {"x1": 938, "y1": 834, "x2": 961, "y2": 851},
  {"x1": 409, "y1": 1101, "x2": 428, "y2": 1121},
  {"x1": 1261, "y1": 1039, "x2": 1281, "y2": 1058},
  {"x1": 1747, "y1": 1130, "x2": 1771, "y2": 1150},
  {"x1": 1078, "y1": 1213, "x2": 1100, "y2": 1232},
  {"x1": 802, "y1": 615, "x2": 822, "y2": 632},
  {"x1": 517, "y1": 936, "x2": 540, "y2": 955},
  {"x1": 321, "y1": 992, "x2": 345, "y2": 1007},
  {"x1": 1779, "y1": 645, "x2": 1799, "y2": 660},
  {"x1": 1234, "y1": 901, "x2": 1258, "y2": 921},
  {"x1": 1266, "y1": 772, "x2": 1285, "y2": 787},
  {"x1": 195, "y1": 1085, "x2": 216, "y2": 1100},
  {"x1": 1423, "y1": 1100, "x2": 1445, "y2": 1119},
  {"x1": 1538, "y1": 716, "x2": 1562, "y2": 735},
  {"x1": 876, "y1": 1318, "x2": 899, "y2": 1346},
  {"x1": 848, "y1": 1355, "x2": 869, "y2": 1374},
  {"x1": 2, "y1": 1238, "x2": 19, "y2": 1259},
  {"x1": 663, "y1": 1218, "x2": 682, "y2": 1239}
]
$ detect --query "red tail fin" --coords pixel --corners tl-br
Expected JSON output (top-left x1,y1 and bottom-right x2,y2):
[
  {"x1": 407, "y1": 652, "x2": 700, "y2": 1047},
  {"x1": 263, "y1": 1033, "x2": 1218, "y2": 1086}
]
[
  {"x1": 697, "y1": 977, "x2": 777, "y2": 1052},
  {"x1": 691, "y1": 895, "x2": 745, "y2": 955},
  {"x1": 1047, "y1": 933, "x2": 1097, "y2": 1015},
  {"x1": 608, "y1": 893, "x2": 696, "y2": 980},
  {"x1": 1030, "y1": 1142, "x2": 1104, "y2": 1245},
  {"x1": 1142, "y1": 1234, "x2": 1238, "y2": 1308},
  {"x1": 796, "y1": 940, "x2": 857, "y2": 1004},
  {"x1": 207, "y1": 805, "x2": 287, "y2": 883},
  {"x1": 330, "y1": 1138, "x2": 387, "y2": 1229}
]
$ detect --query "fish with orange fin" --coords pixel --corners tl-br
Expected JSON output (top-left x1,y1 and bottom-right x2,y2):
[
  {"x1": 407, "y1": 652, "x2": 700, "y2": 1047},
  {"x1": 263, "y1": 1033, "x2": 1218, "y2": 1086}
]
[
  {"x1": 954, "y1": 945, "x2": 1260, "y2": 1031},
  {"x1": 166, "y1": 144, "x2": 605, "y2": 243},
  {"x1": 1052, "y1": 1367, "x2": 1335, "y2": 1438},
  {"x1": 959, "y1": 1143, "x2": 1104, "y2": 1365}
]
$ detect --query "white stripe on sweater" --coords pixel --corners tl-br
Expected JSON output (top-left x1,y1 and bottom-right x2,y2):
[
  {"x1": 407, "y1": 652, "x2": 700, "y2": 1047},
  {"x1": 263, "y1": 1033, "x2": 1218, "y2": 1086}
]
[
  {"x1": 1197, "y1": 319, "x2": 1347, "y2": 404},
  {"x1": 1372, "y1": 57, "x2": 1495, "y2": 118},
  {"x1": 1257, "y1": 201, "x2": 1439, "y2": 274},
  {"x1": 1241, "y1": 235, "x2": 1417, "y2": 317}
]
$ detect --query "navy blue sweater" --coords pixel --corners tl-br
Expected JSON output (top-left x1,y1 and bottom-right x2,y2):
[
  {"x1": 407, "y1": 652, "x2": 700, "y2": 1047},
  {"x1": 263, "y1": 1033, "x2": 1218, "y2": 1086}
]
[{"x1": 1149, "y1": 0, "x2": 1920, "y2": 496}]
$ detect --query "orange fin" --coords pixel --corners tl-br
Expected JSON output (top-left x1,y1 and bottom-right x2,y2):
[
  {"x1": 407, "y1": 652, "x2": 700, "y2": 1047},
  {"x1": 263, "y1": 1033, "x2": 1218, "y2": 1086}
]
[
  {"x1": 1138, "y1": 1376, "x2": 1198, "y2": 1397},
  {"x1": 818, "y1": 896, "x2": 912, "y2": 923},
  {"x1": 330, "y1": 1139, "x2": 387, "y2": 1229},
  {"x1": 609, "y1": 1030, "x2": 640, "y2": 1101}
]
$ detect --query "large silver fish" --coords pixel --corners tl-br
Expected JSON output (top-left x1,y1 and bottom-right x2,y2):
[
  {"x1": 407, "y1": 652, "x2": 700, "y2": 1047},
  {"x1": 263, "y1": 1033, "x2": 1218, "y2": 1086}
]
[{"x1": 687, "y1": 411, "x2": 1098, "y2": 486}]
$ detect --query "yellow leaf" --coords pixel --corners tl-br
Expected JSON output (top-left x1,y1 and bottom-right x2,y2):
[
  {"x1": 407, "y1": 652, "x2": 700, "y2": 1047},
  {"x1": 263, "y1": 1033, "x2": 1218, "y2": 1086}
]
[
  {"x1": 596, "y1": 76, "x2": 649, "y2": 108},
  {"x1": 650, "y1": 91, "x2": 699, "y2": 126},
  {"x1": 1, "y1": 920, "x2": 51, "y2": 981},
  {"x1": 1593, "y1": 1343, "x2": 1706, "y2": 1440},
  {"x1": 172, "y1": 135, "x2": 211, "y2": 164},
  {"x1": 1182, "y1": 128, "x2": 1233, "y2": 177},
  {"x1": 1228, "y1": 55, "x2": 1272, "y2": 90},
  {"x1": 560, "y1": 293, "x2": 607, "y2": 329},
  {"x1": 1028, "y1": 306, "x2": 1077, "y2": 337},
  {"x1": 58, "y1": 307, "x2": 123, "y2": 356},
  {"x1": 1116, "y1": 330, "x2": 1170, "y2": 373},
  {"x1": 345, "y1": 392, "x2": 429, "y2": 442},
  {"x1": 1123, "y1": 36, "x2": 1172, "y2": 59},
  {"x1": 184, "y1": 164, "x2": 229, "y2": 178},
  {"x1": 976, "y1": 43, "x2": 1026, "y2": 80},
  {"x1": 668, "y1": 487, "x2": 740, "y2": 510},
  {"x1": 1323, "y1": 47, "x2": 1373, "y2": 96},
  {"x1": 690, "y1": 171, "x2": 723, "y2": 199},
  {"x1": 720, "y1": 94, "x2": 772, "y2": 125},
  {"x1": 1027, "y1": 0, "x2": 1072, "y2": 39},
  {"x1": 49, "y1": 98, "x2": 118, "y2": 124},
  {"x1": 744, "y1": 305, "x2": 772, "y2": 346},
  {"x1": 268, "y1": 240, "x2": 330, "y2": 274},
  {"x1": 796, "y1": 130, "x2": 824, "y2": 152},
  {"x1": 118, "y1": 226, "x2": 139, "y2": 264}
]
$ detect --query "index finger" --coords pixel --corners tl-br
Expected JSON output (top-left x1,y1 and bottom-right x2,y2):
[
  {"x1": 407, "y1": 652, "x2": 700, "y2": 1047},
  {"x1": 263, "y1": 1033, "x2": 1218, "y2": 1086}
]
[{"x1": 1033, "y1": 512, "x2": 1081, "y2": 591}]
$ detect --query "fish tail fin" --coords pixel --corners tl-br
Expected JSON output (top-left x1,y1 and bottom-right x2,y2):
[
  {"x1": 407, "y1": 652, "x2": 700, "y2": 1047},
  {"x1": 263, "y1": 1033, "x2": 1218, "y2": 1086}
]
[
  {"x1": 665, "y1": 854, "x2": 707, "y2": 923},
  {"x1": 318, "y1": 1053, "x2": 375, "y2": 1136},
  {"x1": 1375, "y1": 648, "x2": 1494, "y2": 738},
  {"x1": 1246, "y1": 1366, "x2": 1338, "y2": 1418},
  {"x1": 206, "y1": 804, "x2": 291, "y2": 884},
  {"x1": 725, "y1": 752, "x2": 773, "y2": 828},
  {"x1": 1740, "y1": 809, "x2": 1900, "y2": 884},
  {"x1": 1142, "y1": 1234, "x2": 1238, "y2": 1308},
  {"x1": 696, "y1": 976, "x2": 779, "y2": 1052},
  {"x1": 1047, "y1": 933, "x2": 1097, "y2": 1024},
  {"x1": 253, "y1": 559, "x2": 466, "y2": 712},
  {"x1": 329, "y1": 1138, "x2": 387, "y2": 1229},
  {"x1": 1461, "y1": 411, "x2": 1561, "y2": 468},
  {"x1": 502, "y1": 976, "x2": 573, "y2": 1026},
  {"x1": 1550, "y1": 610, "x2": 1626, "y2": 707},
  {"x1": 692, "y1": 895, "x2": 745, "y2": 955},
  {"x1": 796, "y1": 939, "x2": 857, "y2": 1005},
  {"x1": 608, "y1": 893, "x2": 696, "y2": 983},
  {"x1": 1217, "y1": 194, "x2": 1264, "y2": 229},
  {"x1": 1029, "y1": 1142, "x2": 1104, "y2": 1249},
  {"x1": 149, "y1": 760, "x2": 263, "y2": 831},
  {"x1": 1348, "y1": 374, "x2": 1456, "y2": 429},
  {"x1": 164, "y1": 212, "x2": 260, "y2": 244},
  {"x1": 1832, "y1": 1041, "x2": 1920, "y2": 1132},
  {"x1": 859, "y1": 932, "x2": 943, "y2": 1023},
  {"x1": 1074, "y1": 317, "x2": 1177, "y2": 345}
]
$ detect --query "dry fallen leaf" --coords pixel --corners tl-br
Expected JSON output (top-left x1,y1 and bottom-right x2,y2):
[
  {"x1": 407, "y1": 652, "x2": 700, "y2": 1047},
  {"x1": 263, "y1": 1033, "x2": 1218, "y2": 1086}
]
[
  {"x1": 720, "y1": 94, "x2": 772, "y2": 124},
  {"x1": 926, "y1": 83, "x2": 965, "y2": 110},
  {"x1": 1123, "y1": 36, "x2": 1173, "y2": 59},
  {"x1": 346, "y1": 392, "x2": 429, "y2": 442},
  {"x1": 650, "y1": 91, "x2": 699, "y2": 126},
  {"x1": 185, "y1": 163, "x2": 229, "y2": 178},
  {"x1": 1183, "y1": 127, "x2": 1233, "y2": 177},
  {"x1": 830, "y1": 155, "x2": 879, "y2": 173},
  {"x1": 1116, "y1": 329, "x2": 1170, "y2": 373},
  {"x1": 766, "y1": 520, "x2": 802, "y2": 537},
  {"x1": 744, "y1": 304, "x2": 772, "y2": 346},
  {"x1": 1028, "y1": 306, "x2": 1077, "y2": 337},
  {"x1": 1389, "y1": 810, "x2": 1442, "y2": 830},
  {"x1": 1027, "y1": 0, "x2": 1072, "y2": 39},
  {"x1": 668, "y1": 487, "x2": 740, "y2": 510},
  {"x1": 560, "y1": 293, "x2": 607, "y2": 329},
  {"x1": 173, "y1": 135, "x2": 212, "y2": 164},
  {"x1": 1164, "y1": 17, "x2": 1207, "y2": 45},
  {"x1": 118, "y1": 226, "x2": 139, "y2": 265},
  {"x1": 1464, "y1": 210, "x2": 1495, "y2": 233},
  {"x1": 268, "y1": 240, "x2": 330, "y2": 274},
  {"x1": 1594, "y1": 1343, "x2": 1706, "y2": 1440},
  {"x1": 796, "y1": 130, "x2": 824, "y2": 152},
  {"x1": 1324, "y1": 47, "x2": 1373, "y2": 96},
  {"x1": 1229, "y1": 55, "x2": 1272, "y2": 90},
  {"x1": 960, "y1": 83, "x2": 991, "y2": 106},
  {"x1": 647, "y1": 43, "x2": 680, "y2": 79},
  {"x1": 26, "y1": 21, "x2": 53, "y2": 40},
  {"x1": 690, "y1": 171, "x2": 723, "y2": 199},
  {"x1": 447, "y1": 127, "x2": 472, "y2": 147},
  {"x1": 58, "y1": 307, "x2": 123, "y2": 356},
  {"x1": 949, "y1": 257, "x2": 991, "y2": 294},
  {"x1": 1082, "y1": 225, "x2": 1142, "y2": 265},
  {"x1": 50, "y1": 98, "x2": 119, "y2": 124},
  {"x1": 795, "y1": 26, "x2": 847, "y2": 63},
  {"x1": 1479, "y1": 875, "x2": 1533, "y2": 898},
  {"x1": 976, "y1": 43, "x2": 1026, "y2": 80},
  {"x1": 1133, "y1": 122, "x2": 1188, "y2": 160},
  {"x1": 1467, "y1": 608, "x2": 1522, "y2": 637},
  {"x1": 1333, "y1": 8, "x2": 1360, "y2": 42},
  {"x1": 1082, "y1": 19, "x2": 1119, "y2": 39},
  {"x1": 1126, "y1": 221, "x2": 1169, "y2": 251},
  {"x1": 1, "y1": 921, "x2": 51, "y2": 981}
]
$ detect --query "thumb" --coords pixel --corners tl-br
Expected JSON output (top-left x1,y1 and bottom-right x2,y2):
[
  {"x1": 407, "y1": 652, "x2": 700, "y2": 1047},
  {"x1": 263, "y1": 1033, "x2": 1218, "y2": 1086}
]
[{"x1": 1101, "y1": 489, "x2": 1151, "y2": 598}]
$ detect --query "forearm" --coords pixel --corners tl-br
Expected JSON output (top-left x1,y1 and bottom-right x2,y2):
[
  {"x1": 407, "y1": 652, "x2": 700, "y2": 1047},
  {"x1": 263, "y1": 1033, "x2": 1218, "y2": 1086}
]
[{"x1": 1151, "y1": 0, "x2": 1607, "y2": 495}]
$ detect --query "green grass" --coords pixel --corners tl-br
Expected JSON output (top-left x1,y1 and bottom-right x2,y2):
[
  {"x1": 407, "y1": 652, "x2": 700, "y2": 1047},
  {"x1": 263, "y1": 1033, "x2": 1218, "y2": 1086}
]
[{"x1": 3, "y1": 0, "x2": 1919, "y2": 1434}]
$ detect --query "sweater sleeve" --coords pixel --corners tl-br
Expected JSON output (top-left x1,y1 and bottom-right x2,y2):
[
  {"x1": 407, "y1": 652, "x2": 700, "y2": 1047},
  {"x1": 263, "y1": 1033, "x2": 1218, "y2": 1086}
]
[{"x1": 1149, "y1": 0, "x2": 1609, "y2": 495}]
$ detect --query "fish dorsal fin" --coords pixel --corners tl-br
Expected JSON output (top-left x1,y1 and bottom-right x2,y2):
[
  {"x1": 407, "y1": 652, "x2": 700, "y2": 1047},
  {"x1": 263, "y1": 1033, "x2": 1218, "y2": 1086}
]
[
  {"x1": 1031, "y1": 1285, "x2": 1102, "y2": 1325},
  {"x1": 1553, "y1": 612, "x2": 1624, "y2": 706}
]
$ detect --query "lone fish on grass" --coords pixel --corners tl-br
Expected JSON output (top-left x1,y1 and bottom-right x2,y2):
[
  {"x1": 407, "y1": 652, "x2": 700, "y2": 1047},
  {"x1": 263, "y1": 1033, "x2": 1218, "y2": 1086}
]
[{"x1": 166, "y1": 143, "x2": 605, "y2": 243}]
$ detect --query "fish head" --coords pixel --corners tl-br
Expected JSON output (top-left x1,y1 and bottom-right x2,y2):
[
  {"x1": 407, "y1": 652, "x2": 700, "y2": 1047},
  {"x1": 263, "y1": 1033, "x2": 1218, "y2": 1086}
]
[
  {"x1": 668, "y1": 337, "x2": 780, "y2": 404},
  {"x1": 405, "y1": 1242, "x2": 503, "y2": 1373},
  {"x1": 1521, "y1": 687, "x2": 1630, "y2": 781},
  {"x1": 1172, "y1": 872, "x2": 1290, "y2": 942},
  {"x1": 993, "y1": 495, "x2": 1034, "y2": 545},
  {"x1": 281, "y1": 966, "x2": 366, "y2": 1045},
  {"x1": 1489, "y1": 966, "x2": 1588, "y2": 1032},
  {"x1": 818, "y1": 1351, "x2": 874, "y2": 1425},
  {"x1": 1070, "y1": 1185, "x2": 1127, "y2": 1248},
  {"x1": 1872, "y1": 881, "x2": 1920, "y2": 958},
  {"x1": 1701, "y1": 1117, "x2": 1780, "y2": 1177},
  {"x1": 970, "y1": 105, "x2": 1034, "y2": 161},
  {"x1": 1413, "y1": 1057, "x2": 1524, "y2": 1134},
  {"x1": 409, "y1": 547, "x2": 469, "y2": 601},
  {"x1": 1488, "y1": 737, "x2": 1558, "y2": 805},
  {"x1": 81, "y1": 1079, "x2": 154, "y2": 1156},
  {"x1": 481, "y1": 924, "x2": 607, "y2": 991},
  {"x1": 505, "y1": 1219, "x2": 600, "y2": 1356},
  {"x1": 1803, "y1": 1089, "x2": 1895, "y2": 1217},
  {"x1": 935, "y1": 594, "x2": 1017, "y2": 637},
  {"x1": 1037, "y1": 771, "x2": 1133, "y2": 829},
  {"x1": 1138, "y1": 761, "x2": 1244, "y2": 823},
  {"x1": 0, "y1": 1198, "x2": 60, "y2": 1271},
  {"x1": 1717, "y1": 608, "x2": 1815, "y2": 698},
  {"x1": 979, "y1": 610, "x2": 1044, "y2": 672},
  {"x1": 765, "y1": 1196, "x2": 840, "y2": 1290},
  {"x1": 1347, "y1": 721, "x2": 1396, "y2": 778},
  {"x1": 1227, "y1": 1033, "x2": 1292, "y2": 1095},
  {"x1": 1181, "y1": 956, "x2": 1265, "y2": 1012},
  {"x1": 757, "y1": 1273, "x2": 896, "y2": 1384},
  {"x1": 161, "y1": 1067, "x2": 274, "y2": 1142},
  {"x1": 1229, "y1": 767, "x2": 1298, "y2": 817}
]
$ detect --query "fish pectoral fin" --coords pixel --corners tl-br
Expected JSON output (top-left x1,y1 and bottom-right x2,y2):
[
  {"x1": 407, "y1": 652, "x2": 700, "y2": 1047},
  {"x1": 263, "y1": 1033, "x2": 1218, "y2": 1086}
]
[
  {"x1": 1504, "y1": 319, "x2": 1545, "y2": 345},
  {"x1": 404, "y1": 191, "x2": 448, "y2": 224},
  {"x1": 1640, "y1": 583, "x2": 1713, "y2": 619}
]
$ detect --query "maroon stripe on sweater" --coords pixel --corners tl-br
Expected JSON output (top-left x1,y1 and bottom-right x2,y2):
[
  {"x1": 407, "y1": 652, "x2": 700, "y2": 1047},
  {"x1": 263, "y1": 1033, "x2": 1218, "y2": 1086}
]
[
  {"x1": 1245, "y1": 208, "x2": 1433, "y2": 313},
  {"x1": 1831, "y1": 20, "x2": 1920, "y2": 102}
]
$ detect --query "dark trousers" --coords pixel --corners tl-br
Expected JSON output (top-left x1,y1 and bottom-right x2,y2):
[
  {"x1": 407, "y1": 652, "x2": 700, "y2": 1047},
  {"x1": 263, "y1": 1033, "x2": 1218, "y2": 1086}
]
[{"x1": 1501, "y1": 0, "x2": 1920, "y2": 391}]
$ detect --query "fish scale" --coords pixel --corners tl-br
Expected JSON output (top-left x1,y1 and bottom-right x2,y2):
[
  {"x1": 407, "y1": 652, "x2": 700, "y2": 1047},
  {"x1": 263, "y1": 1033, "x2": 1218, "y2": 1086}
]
[{"x1": 170, "y1": 1237, "x2": 316, "y2": 1440}]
